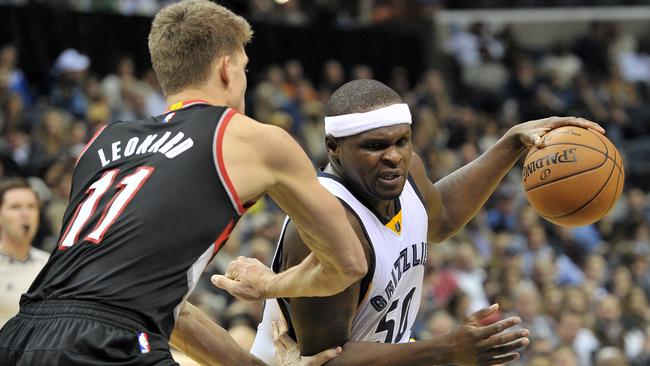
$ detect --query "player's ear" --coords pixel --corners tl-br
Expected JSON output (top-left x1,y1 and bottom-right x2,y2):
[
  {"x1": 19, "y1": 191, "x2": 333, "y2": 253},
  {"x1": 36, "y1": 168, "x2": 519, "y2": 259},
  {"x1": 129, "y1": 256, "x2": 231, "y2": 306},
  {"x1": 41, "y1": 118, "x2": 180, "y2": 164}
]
[
  {"x1": 326, "y1": 135, "x2": 340, "y2": 157},
  {"x1": 326, "y1": 135, "x2": 343, "y2": 166},
  {"x1": 219, "y1": 55, "x2": 231, "y2": 86}
]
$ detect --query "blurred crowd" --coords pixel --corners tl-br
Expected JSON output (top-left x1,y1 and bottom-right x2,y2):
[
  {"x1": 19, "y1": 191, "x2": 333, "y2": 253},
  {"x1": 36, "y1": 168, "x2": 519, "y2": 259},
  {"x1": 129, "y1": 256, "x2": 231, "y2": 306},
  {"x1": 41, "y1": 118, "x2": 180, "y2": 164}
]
[
  {"x1": 6, "y1": 0, "x2": 650, "y2": 26},
  {"x1": 1, "y1": 11, "x2": 650, "y2": 366}
]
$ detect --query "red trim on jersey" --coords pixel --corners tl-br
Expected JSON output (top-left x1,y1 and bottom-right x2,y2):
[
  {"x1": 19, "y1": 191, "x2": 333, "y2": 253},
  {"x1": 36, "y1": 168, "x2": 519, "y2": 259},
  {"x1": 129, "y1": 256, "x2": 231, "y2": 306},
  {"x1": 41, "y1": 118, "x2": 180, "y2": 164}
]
[
  {"x1": 213, "y1": 219, "x2": 235, "y2": 254},
  {"x1": 76, "y1": 124, "x2": 107, "y2": 167},
  {"x1": 164, "y1": 99, "x2": 211, "y2": 113},
  {"x1": 214, "y1": 109, "x2": 246, "y2": 215}
]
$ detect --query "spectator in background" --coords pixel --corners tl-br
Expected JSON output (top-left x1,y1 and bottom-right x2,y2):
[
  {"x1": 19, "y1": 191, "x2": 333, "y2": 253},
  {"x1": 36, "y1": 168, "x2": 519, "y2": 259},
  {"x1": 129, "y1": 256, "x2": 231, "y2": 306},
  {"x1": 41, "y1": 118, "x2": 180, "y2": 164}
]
[
  {"x1": 298, "y1": 100, "x2": 327, "y2": 164},
  {"x1": 0, "y1": 44, "x2": 31, "y2": 106},
  {"x1": 539, "y1": 42, "x2": 582, "y2": 90},
  {"x1": 50, "y1": 48, "x2": 90, "y2": 119},
  {"x1": 521, "y1": 224, "x2": 554, "y2": 277},
  {"x1": 573, "y1": 22, "x2": 611, "y2": 77},
  {"x1": 592, "y1": 294, "x2": 647, "y2": 357},
  {"x1": 0, "y1": 178, "x2": 47, "y2": 328},
  {"x1": 0, "y1": 92, "x2": 26, "y2": 136},
  {"x1": 445, "y1": 22, "x2": 504, "y2": 68},
  {"x1": 424, "y1": 309, "x2": 457, "y2": 339},
  {"x1": 556, "y1": 310, "x2": 600, "y2": 366},
  {"x1": 510, "y1": 282, "x2": 557, "y2": 348},
  {"x1": 31, "y1": 109, "x2": 70, "y2": 176},
  {"x1": 142, "y1": 68, "x2": 166, "y2": 116},
  {"x1": 507, "y1": 57, "x2": 540, "y2": 121},
  {"x1": 551, "y1": 345, "x2": 579, "y2": 366},
  {"x1": 450, "y1": 241, "x2": 490, "y2": 314},
  {"x1": 595, "y1": 346, "x2": 629, "y2": 366},
  {"x1": 462, "y1": 46, "x2": 509, "y2": 112},
  {"x1": 319, "y1": 59, "x2": 345, "y2": 97},
  {"x1": 617, "y1": 37, "x2": 650, "y2": 87},
  {"x1": 0, "y1": 122, "x2": 48, "y2": 177},
  {"x1": 582, "y1": 253, "x2": 609, "y2": 300},
  {"x1": 609, "y1": 265, "x2": 634, "y2": 300},
  {"x1": 351, "y1": 64, "x2": 374, "y2": 80},
  {"x1": 487, "y1": 185, "x2": 519, "y2": 231},
  {"x1": 253, "y1": 64, "x2": 289, "y2": 122},
  {"x1": 101, "y1": 55, "x2": 144, "y2": 118}
]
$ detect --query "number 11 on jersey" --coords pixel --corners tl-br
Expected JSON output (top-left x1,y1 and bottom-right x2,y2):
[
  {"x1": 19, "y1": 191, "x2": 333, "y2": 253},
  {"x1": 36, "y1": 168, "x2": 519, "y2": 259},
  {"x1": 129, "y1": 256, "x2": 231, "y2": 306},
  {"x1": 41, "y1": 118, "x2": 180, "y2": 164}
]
[{"x1": 59, "y1": 166, "x2": 154, "y2": 249}]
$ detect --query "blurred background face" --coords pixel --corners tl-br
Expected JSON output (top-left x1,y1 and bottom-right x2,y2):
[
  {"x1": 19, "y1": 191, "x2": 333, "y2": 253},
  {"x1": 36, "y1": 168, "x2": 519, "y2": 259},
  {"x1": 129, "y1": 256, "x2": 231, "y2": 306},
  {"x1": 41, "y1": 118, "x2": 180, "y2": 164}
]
[
  {"x1": 527, "y1": 225, "x2": 547, "y2": 250},
  {"x1": 0, "y1": 187, "x2": 39, "y2": 245},
  {"x1": 556, "y1": 312, "x2": 581, "y2": 343},
  {"x1": 552, "y1": 347, "x2": 578, "y2": 366},
  {"x1": 515, "y1": 287, "x2": 540, "y2": 319},
  {"x1": 597, "y1": 295, "x2": 621, "y2": 322}
]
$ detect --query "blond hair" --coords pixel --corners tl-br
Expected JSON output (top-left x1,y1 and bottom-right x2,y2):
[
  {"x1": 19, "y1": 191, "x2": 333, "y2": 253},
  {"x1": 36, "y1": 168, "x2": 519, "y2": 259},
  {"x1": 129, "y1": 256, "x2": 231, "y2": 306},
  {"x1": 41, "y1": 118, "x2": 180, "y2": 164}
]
[{"x1": 148, "y1": 0, "x2": 252, "y2": 96}]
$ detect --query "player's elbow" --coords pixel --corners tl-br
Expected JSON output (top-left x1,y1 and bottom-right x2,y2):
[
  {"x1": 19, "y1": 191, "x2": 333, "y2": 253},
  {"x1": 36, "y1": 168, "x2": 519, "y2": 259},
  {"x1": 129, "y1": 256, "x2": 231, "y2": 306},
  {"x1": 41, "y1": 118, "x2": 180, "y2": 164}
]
[
  {"x1": 342, "y1": 256, "x2": 368, "y2": 281},
  {"x1": 313, "y1": 259, "x2": 366, "y2": 297},
  {"x1": 328, "y1": 258, "x2": 367, "y2": 294}
]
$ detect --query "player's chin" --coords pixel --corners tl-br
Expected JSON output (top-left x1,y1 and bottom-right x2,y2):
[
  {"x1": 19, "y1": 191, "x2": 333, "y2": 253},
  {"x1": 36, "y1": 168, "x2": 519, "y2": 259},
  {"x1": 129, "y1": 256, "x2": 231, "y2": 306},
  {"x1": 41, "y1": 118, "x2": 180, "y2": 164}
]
[{"x1": 374, "y1": 178, "x2": 406, "y2": 199}]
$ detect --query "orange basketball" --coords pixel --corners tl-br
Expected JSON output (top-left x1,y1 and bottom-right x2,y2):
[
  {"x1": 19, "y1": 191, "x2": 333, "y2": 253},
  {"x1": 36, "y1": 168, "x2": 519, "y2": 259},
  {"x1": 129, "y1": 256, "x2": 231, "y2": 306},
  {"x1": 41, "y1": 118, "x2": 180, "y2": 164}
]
[{"x1": 522, "y1": 126, "x2": 624, "y2": 227}]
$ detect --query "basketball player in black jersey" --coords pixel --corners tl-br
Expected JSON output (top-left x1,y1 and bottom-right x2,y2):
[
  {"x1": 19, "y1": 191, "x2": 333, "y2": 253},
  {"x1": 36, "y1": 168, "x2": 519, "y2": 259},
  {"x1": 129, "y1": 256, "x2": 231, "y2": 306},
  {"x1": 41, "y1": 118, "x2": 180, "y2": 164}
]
[
  {"x1": 0, "y1": 1, "x2": 366, "y2": 365},
  {"x1": 239, "y1": 80, "x2": 605, "y2": 366}
]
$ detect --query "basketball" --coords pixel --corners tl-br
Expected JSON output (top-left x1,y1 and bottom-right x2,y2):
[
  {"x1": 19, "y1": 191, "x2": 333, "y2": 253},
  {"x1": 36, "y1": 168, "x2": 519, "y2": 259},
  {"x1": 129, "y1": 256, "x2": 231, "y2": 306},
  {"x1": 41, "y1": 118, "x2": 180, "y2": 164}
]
[{"x1": 522, "y1": 126, "x2": 624, "y2": 227}]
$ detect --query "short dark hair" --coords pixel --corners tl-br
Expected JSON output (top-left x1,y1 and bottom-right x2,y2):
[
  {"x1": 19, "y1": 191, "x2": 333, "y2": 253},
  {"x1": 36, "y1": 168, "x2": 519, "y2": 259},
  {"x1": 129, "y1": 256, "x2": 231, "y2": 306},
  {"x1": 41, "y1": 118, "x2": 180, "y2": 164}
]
[
  {"x1": 325, "y1": 79, "x2": 402, "y2": 117},
  {"x1": 0, "y1": 178, "x2": 35, "y2": 207}
]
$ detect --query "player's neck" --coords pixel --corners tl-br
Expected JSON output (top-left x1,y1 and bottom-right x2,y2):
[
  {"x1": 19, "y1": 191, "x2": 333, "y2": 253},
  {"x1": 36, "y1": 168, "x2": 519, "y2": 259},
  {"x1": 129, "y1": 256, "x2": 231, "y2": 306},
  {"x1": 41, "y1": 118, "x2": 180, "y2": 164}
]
[
  {"x1": 166, "y1": 89, "x2": 228, "y2": 109},
  {"x1": 0, "y1": 236, "x2": 31, "y2": 261}
]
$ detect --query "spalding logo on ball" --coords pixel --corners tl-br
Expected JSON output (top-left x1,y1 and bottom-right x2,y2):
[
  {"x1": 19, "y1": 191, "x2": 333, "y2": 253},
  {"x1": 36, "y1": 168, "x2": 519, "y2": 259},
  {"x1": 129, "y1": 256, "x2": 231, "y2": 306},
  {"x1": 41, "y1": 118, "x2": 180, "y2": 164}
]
[{"x1": 522, "y1": 126, "x2": 624, "y2": 227}]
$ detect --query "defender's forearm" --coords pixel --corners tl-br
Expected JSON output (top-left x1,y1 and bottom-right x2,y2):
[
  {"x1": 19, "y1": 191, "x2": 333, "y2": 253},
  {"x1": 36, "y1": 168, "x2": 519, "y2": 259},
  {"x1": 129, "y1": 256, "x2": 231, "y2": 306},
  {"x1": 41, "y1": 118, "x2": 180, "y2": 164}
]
[
  {"x1": 267, "y1": 253, "x2": 359, "y2": 298},
  {"x1": 171, "y1": 302, "x2": 266, "y2": 366}
]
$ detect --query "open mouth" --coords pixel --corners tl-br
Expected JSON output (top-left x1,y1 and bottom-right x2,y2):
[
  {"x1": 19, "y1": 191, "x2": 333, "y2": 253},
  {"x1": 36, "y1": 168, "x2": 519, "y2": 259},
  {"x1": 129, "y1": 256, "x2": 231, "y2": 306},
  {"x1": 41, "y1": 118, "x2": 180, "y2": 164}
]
[
  {"x1": 378, "y1": 173, "x2": 402, "y2": 185},
  {"x1": 22, "y1": 224, "x2": 30, "y2": 235}
]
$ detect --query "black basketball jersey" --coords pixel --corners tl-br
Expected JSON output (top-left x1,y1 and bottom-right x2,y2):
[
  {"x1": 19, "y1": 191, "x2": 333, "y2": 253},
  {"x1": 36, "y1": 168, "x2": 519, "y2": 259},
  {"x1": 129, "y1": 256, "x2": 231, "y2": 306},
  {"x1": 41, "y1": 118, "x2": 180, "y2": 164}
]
[{"x1": 23, "y1": 101, "x2": 246, "y2": 338}]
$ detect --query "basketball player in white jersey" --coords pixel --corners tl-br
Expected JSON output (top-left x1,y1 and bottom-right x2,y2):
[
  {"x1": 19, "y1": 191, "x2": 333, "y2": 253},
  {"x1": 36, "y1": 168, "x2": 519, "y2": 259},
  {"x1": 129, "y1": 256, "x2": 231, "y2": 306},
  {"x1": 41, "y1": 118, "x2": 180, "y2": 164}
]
[{"x1": 249, "y1": 79, "x2": 605, "y2": 365}]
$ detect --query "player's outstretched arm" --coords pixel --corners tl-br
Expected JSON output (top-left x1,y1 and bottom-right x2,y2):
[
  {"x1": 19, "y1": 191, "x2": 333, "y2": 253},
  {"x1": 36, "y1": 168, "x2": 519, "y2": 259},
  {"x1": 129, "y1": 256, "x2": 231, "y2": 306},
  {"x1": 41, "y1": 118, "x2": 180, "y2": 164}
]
[
  {"x1": 412, "y1": 116, "x2": 604, "y2": 243},
  {"x1": 171, "y1": 302, "x2": 340, "y2": 366},
  {"x1": 212, "y1": 115, "x2": 366, "y2": 300},
  {"x1": 321, "y1": 304, "x2": 528, "y2": 366}
]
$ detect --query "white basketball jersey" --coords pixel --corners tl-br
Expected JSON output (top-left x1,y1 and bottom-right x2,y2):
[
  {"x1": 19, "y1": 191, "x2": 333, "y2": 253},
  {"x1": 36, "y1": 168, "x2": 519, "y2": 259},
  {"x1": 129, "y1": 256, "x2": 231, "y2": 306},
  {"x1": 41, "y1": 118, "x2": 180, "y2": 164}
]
[{"x1": 251, "y1": 173, "x2": 428, "y2": 365}]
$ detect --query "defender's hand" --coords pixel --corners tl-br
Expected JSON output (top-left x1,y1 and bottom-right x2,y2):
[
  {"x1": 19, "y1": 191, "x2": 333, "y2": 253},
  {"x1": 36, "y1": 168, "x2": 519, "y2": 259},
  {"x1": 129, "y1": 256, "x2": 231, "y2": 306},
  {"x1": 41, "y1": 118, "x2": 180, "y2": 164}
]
[
  {"x1": 211, "y1": 256, "x2": 274, "y2": 301},
  {"x1": 273, "y1": 319, "x2": 341, "y2": 366},
  {"x1": 448, "y1": 304, "x2": 530, "y2": 366},
  {"x1": 509, "y1": 116, "x2": 605, "y2": 149}
]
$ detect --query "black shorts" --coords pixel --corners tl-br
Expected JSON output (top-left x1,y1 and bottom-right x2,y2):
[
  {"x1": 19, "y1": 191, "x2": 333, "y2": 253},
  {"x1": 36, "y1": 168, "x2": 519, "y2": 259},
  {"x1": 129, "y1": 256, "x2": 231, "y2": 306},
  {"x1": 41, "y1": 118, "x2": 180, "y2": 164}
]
[{"x1": 0, "y1": 300, "x2": 178, "y2": 366}]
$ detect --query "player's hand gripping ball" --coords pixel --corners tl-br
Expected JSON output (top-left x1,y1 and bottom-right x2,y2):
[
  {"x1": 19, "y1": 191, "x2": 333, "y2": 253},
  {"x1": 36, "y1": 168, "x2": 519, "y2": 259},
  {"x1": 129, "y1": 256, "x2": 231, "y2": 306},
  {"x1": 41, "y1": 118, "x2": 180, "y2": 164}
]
[{"x1": 522, "y1": 126, "x2": 624, "y2": 227}]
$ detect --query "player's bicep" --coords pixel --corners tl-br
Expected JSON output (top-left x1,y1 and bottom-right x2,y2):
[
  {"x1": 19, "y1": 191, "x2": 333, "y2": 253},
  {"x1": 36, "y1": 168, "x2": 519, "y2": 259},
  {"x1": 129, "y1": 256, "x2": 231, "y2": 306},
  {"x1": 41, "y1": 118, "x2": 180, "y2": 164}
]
[{"x1": 265, "y1": 131, "x2": 333, "y2": 219}]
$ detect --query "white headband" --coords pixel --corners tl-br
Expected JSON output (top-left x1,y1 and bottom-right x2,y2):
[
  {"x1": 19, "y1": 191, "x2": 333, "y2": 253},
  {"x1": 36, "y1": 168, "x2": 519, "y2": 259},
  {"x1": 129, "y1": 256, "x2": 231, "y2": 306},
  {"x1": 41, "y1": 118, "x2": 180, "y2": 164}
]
[{"x1": 324, "y1": 103, "x2": 412, "y2": 137}]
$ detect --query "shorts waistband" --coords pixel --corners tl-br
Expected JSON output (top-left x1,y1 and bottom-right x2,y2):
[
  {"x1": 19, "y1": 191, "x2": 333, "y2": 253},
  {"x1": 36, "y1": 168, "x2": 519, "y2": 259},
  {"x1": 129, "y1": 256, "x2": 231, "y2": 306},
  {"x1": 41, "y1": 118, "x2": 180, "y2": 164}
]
[{"x1": 19, "y1": 299, "x2": 149, "y2": 331}]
